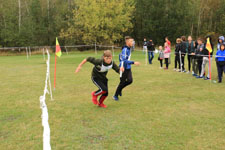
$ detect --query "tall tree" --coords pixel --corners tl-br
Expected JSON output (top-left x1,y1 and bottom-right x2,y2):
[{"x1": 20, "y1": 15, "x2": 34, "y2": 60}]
[
  {"x1": 0, "y1": 0, "x2": 225, "y2": 47},
  {"x1": 60, "y1": 0, "x2": 135, "y2": 45}
]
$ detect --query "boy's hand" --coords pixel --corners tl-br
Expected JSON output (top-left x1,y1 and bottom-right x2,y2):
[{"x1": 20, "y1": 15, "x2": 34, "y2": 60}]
[
  {"x1": 120, "y1": 67, "x2": 124, "y2": 72},
  {"x1": 134, "y1": 62, "x2": 140, "y2": 66},
  {"x1": 191, "y1": 53, "x2": 195, "y2": 55},
  {"x1": 75, "y1": 66, "x2": 81, "y2": 73}
]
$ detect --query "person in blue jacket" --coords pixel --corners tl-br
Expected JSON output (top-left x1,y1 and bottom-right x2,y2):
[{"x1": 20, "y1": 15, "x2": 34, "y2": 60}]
[
  {"x1": 113, "y1": 36, "x2": 140, "y2": 101},
  {"x1": 216, "y1": 44, "x2": 225, "y2": 83}
]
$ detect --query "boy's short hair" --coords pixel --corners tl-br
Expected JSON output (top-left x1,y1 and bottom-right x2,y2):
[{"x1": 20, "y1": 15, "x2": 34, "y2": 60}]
[
  {"x1": 103, "y1": 50, "x2": 112, "y2": 57},
  {"x1": 125, "y1": 36, "x2": 133, "y2": 41}
]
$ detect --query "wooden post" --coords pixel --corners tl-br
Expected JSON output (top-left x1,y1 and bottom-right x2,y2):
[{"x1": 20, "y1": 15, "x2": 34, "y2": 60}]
[
  {"x1": 26, "y1": 47, "x2": 29, "y2": 59},
  {"x1": 95, "y1": 42, "x2": 97, "y2": 54},
  {"x1": 65, "y1": 46, "x2": 69, "y2": 55},
  {"x1": 29, "y1": 47, "x2": 31, "y2": 56}
]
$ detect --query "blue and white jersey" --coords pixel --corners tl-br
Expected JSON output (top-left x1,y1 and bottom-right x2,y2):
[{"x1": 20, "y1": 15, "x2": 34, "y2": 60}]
[{"x1": 119, "y1": 46, "x2": 134, "y2": 70}]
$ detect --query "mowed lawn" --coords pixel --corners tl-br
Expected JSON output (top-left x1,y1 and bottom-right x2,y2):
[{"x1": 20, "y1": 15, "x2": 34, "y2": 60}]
[{"x1": 0, "y1": 50, "x2": 225, "y2": 150}]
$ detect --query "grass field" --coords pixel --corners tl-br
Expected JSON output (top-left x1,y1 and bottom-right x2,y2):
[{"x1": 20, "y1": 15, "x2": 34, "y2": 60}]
[{"x1": 1, "y1": 50, "x2": 225, "y2": 150}]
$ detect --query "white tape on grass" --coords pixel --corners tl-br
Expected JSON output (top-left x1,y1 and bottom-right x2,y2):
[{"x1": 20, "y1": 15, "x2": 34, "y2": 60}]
[{"x1": 40, "y1": 49, "x2": 53, "y2": 150}]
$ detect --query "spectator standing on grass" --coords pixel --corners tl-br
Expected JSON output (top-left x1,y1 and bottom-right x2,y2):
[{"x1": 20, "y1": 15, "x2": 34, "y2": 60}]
[
  {"x1": 197, "y1": 36, "x2": 214, "y2": 80},
  {"x1": 217, "y1": 36, "x2": 225, "y2": 51},
  {"x1": 165, "y1": 37, "x2": 171, "y2": 64},
  {"x1": 165, "y1": 37, "x2": 171, "y2": 48},
  {"x1": 215, "y1": 44, "x2": 225, "y2": 83},
  {"x1": 186, "y1": 36, "x2": 195, "y2": 74},
  {"x1": 158, "y1": 46, "x2": 164, "y2": 69},
  {"x1": 164, "y1": 42, "x2": 171, "y2": 69},
  {"x1": 192, "y1": 40, "x2": 199, "y2": 76},
  {"x1": 147, "y1": 39, "x2": 155, "y2": 64},
  {"x1": 174, "y1": 38, "x2": 182, "y2": 71},
  {"x1": 195, "y1": 38, "x2": 204, "y2": 77},
  {"x1": 143, "y1": 38, "x2": 148, "y2": 54},
  {"x1": 180, "y1": 36, "x2": 187, "y2": 72}
]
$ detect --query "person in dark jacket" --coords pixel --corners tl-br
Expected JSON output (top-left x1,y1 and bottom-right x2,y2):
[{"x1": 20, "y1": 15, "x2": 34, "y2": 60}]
[
  {"x1": 197, "y1": 36, "x2": 214, "y2": 79},
  {"x1": 75, "y1": 50, "x2": 120, "y2": 108},
  {"x1": 147, "y1": 39, "x2": 155, "y2": 64},
  {"x1": 195, "y1": 38, "x2": 204, "y2": 76},
  {"x1": 192, "y1": 40, "x2": 199, "y2": 76},
  {"x1": 174, "y1": 38, "x2": 182, "y2": 71},
  {"x1": 143, "y1": 38, "x2": 148, "y2": 54},
  {"x1": 216, "y1": 44, "x2": 225, "y2": 83},
  {"x1": 186, "y1": 36, "x2": 195, "y2": 73},
  {"x1": 180, "y1": 36, "x2": 187, "y2": 72}
]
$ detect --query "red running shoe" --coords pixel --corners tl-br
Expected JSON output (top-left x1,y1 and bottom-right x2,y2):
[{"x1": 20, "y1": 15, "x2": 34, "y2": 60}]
[
  {"x1": 91, "y1": 92, "x2": 98, "y2": 105},
  {"x1": 98, "y1": 103, "x2": 107, "y2": 108}
]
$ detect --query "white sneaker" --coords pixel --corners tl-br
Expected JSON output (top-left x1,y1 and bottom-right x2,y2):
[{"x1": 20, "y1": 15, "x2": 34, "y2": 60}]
[
  {"x1": 186, "y1": 71, "x2": 190, "y2": 74},
  {"x1": 173, "y1": 68, "x2": 177, "y2": 71},
  {"x1": 176, "y1": 69, "x2": 180, "y2": 72}
]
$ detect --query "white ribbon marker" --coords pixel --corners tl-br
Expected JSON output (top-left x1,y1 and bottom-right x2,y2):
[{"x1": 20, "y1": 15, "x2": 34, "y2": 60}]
[{"x1": 40, "y1": 49, "x2": 53, "y2": 150}]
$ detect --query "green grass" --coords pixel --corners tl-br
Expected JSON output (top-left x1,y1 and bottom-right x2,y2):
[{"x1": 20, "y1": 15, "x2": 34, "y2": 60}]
[{"x1": 0, "y1": 50, "x2": 225, "y2": 150}]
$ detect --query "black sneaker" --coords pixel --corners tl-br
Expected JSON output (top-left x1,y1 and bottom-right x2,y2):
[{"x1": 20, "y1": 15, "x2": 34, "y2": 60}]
[{"x1": 113, "y1": 96, "x2": 119, "y2": 101}]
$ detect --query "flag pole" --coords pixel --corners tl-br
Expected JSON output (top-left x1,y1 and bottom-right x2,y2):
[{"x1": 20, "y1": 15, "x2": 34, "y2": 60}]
[
  {"x1": 209, "y1": 51, "x2": 211, "y2": 81},
  {"x1": 54, "y1": 52, "x2": 57, "y2": 90},
  {"x1": 54, "y1": 37, "x2": 62, "y2": 90}
]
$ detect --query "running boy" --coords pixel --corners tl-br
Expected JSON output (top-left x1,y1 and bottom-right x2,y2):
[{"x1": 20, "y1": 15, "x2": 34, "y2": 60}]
[
  {"x1": 113, "y1": 36, "x2": 140, "y2": 101},
  {"x1": 75, "y1": 50, "x2": 119, "y2": 108}
]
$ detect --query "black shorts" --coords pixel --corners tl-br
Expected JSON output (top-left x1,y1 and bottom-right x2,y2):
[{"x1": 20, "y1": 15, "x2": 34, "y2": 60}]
[{"x1": 91, "y1": 77, "x2": 108, "y2": 95}]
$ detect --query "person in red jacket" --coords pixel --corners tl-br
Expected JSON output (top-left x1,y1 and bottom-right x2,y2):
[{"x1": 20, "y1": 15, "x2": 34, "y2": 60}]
[{"x1": 165, "y1": 37, "x2": 171, "y2": 48}]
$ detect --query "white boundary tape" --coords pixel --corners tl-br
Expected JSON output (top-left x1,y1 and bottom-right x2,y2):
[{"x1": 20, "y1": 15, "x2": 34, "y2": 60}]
[{"x1": 39, "y1": 49, "x2": 53, "y2": 150}]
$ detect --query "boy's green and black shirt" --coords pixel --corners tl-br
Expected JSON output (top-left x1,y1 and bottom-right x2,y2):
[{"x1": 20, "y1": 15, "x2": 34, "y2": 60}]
[{"x1": 86, "y1": 57, "x2": 119, "y2": 81}]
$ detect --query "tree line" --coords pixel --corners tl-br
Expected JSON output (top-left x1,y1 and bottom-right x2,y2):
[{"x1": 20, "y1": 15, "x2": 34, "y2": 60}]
[{"x1": 0, "y1": 0, "x2": 224, "y2": 47}]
